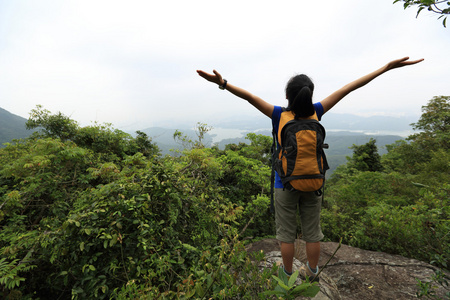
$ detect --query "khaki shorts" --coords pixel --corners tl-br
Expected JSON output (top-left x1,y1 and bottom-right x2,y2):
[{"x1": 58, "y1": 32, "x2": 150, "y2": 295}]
[{"x1": 275, "y1": 188, "x2": 324, "y2": 243}]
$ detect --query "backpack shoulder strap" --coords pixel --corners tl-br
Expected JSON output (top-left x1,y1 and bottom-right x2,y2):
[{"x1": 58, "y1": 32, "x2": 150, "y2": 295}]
[
  {"x1": 278, "y1": 110, "x2": 320, "y2": 145},
  {"x1": 277, "y1": 110, "x2": 295, "y2": 145},
  {"x1": 270, "y1": 129, "x2": 277, "y2": 213}
]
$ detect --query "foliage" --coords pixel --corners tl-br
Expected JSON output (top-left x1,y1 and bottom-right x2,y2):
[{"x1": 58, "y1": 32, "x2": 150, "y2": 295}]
[
  {"x1": 26, "y1": 105, "x2": 79, "y2": 142},
  {"x1": 324, "y1": 166, "x2": 449, "y2": 266},
  {"x1": 173, "y1": 122, "x2": 213, "y2": 150},
  {"x1": 260, "y1": 268, "x2": 319, "y2": 299},
  {"x1": 1, "y1": 95, "x2": 449, "y2": 297},
  {"x1": 0, "y1": 108, "x2": 275, "y2": 298},
  {"x1": 26, "y1": 105, "x2": 160, "y2": 160},
  {"x1": 409, "y1": 96, "x2": 449, "y2": 149},
  {"x1": 347, "y1": 138, "x2": 383, "y2": 172},
  {"x1": 0, "y1": 258, "x2": 36, "y2": 291},
  {"x1": 416, "y1": 254, "x2": 450, "y2": 299},
  {"x1": 261, "y1": 239, "x2": 341, "y2": 299},
  {"x1": 383, "y1": 96, "x2": 449, "y2": 180},
  {"x1": 323, "y1": 96, "x2": 450, "y2": 269},
  {"x1": 394, "y1": 0, "x2": 450, "y2": 27}
]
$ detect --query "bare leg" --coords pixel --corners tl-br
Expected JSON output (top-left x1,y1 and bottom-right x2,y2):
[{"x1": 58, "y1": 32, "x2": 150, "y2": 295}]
[
  {"x1": 306, "y1": 241, "x2": 320, "y2": 269},
  {"x1": 280, "y1": 242, "x2": 295, "y2": 273}
]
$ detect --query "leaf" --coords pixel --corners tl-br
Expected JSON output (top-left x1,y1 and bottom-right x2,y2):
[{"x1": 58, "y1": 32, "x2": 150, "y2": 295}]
[
  {"x1": 288, "y1": 270, "x2": 299, "y2": 288},
  {"x1": 416, "y1": 6, "x2": 425, "y2": 18},
  {"x1": 301, "y1": 285, "x2": 320, "y2": 297},
  {"x1": 80, "y1": 242, "x2": 85, "y2": 251},
  {"x1": 292, "y1": 283, "x2": 309, "y2": 293},
  {"x1": 277, "y1": 266, "x2": 288, "y2": 283},
  {"x1": 259, "y1": 290, "x2": 285, "y2": 296},
  {"x1": 182, "y1": 243, "x2": 199, "y2": 252},
  {"x1": 89, "y1": 265, "x2": 96, "y2": 271},
  {"x1": 271, "y1": 275, "x2": 290, "y2": 290},
  {"x1": 412, "y1": 182, "x2": 429, "y2": 188},
  {"x1": 72, "y1": 287, "x2": 84, "y2": 294},
  {"x1": 195, "y1": 284, "x2": 204, "y2": 297}
]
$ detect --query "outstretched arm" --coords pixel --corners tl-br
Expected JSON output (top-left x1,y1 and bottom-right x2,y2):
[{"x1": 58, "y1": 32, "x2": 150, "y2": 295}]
[
  {"x1": 320, "y1": 57, "x2": 424, "y2": 114},
  {"x1": 197, "y1": 69, "x2": 274, "y2": 118}
]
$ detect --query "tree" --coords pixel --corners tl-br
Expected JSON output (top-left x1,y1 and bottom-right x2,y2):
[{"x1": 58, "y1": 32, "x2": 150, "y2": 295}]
[
  {"x1": 348, "y1": 138, "x2": 383, "y2": 172},
  {"x1": 26, "y1": 105, "x2": 160, "y2": 159},
  {"x1": 409, "y1": 95, "x2": 449, "y2": 149},
  {"x1": 394, "y1": 0, "x2": 450, "y2": 27},
  {"x1": 26, "y1": 105, "x2": 78, "y2": 141},
  {"x1": 382, "y1": 96, "x2": 449, "y2": 180}
]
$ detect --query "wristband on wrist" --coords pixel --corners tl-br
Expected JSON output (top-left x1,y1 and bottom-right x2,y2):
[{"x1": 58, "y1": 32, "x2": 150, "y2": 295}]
[{"x1": 219, "y1": 79, "x2": 227, "y2": 90}]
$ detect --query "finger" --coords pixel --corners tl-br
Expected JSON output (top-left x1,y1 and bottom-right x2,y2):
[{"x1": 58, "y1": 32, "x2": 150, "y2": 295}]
[
  {"x1": 393, "y1": 57, "x2": 409, "y2": 65},
  {"x1": 410, "y1": 58, "x2": 424, "y2": 64},
  {"x1": 197, "y1": 70, "x2": 213, "y2": 79},
  {"x1": 403, "y1": 58, "x2": 424, "y2": 65},
  {"x1": 213, "y1": 70, "x2": 222, "y2": 79}
]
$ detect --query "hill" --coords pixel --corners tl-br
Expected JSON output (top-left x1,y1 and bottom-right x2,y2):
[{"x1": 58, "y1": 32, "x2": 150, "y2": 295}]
[
  {"x1": 137, "y1": 111, "x2": 412, "y2": 174},
  {"x1": 0, "y1": 107, "x2": 35, "y2": 147},
  {"x1": 139, "y1": 126, "x2": 403, "y2": 175},
  {"x1": 1, "y1": 106, "x2": 408, "y2": 171}
]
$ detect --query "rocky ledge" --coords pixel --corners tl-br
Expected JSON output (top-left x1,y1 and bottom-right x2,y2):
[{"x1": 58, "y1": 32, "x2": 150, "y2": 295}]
[{"x1": 246, "y1": 238, "x2": 449, "y2": 300}]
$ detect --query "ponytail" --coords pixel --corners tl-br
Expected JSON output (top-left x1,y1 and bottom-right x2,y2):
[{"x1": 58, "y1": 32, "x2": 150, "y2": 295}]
[{"x1": 291, "y1": 86, "x2": 314, "y2": 118}]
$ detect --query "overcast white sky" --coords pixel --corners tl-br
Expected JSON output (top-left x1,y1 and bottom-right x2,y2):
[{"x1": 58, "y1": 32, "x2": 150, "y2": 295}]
[{"x1": 1, "y1": 0, "x2": 449, "y2": 131}]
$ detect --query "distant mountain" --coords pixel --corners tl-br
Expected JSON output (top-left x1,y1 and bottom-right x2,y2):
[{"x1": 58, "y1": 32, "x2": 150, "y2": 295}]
[
  {"x1": 0, "y1": 107, "x2": 35, "y2": 147},
  {"x1": 139, "y1": 126, "x2": 214, "y2": 154},
  {"x1": 1, "y1": 106, "x2": 409, "y2": 175},
  {"x1": 139, "y1": 111, "x2": 414, "y2": 153},
  {"x1": 320, "y1": 113, "x2": 417, "y2": 134},
  {"x1": 139, "y1": 123, "x2": 404, "y2": 176},
  {"x1": 210, "y1": 130, "x2": 403, "y2": 175}
]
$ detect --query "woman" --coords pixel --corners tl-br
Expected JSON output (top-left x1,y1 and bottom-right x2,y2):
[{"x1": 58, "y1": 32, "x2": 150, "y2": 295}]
[{"x1": 197, "y1": 56, "x2": 423, "y2": 282}]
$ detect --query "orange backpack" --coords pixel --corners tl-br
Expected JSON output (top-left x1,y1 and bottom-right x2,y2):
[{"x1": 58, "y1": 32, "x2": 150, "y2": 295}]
[{"x1": 272, "y1": 110, "x2": 329, "y2": 192}]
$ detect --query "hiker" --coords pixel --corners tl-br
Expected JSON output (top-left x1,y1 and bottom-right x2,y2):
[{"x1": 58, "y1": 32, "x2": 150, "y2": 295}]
[{"x1": 196, "y1": 56, "x2": 423, "y2": 281}]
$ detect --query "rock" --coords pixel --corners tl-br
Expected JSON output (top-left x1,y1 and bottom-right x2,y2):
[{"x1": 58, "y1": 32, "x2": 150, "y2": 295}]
[
  {"x1": 246, "y1": 238, "x2": 450, "y2": 300},
  {"x1": 247, "y1": 239, "x2": 340, "y2": 300}
]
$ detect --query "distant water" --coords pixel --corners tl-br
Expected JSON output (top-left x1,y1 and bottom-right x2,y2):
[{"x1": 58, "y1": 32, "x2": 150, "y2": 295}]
[
  {"x1": 209, "y1": 128, "x2": 248, "y2": 143},
  {"x1": 327, "y1": 129, "x2": 414, "y2": 138}
]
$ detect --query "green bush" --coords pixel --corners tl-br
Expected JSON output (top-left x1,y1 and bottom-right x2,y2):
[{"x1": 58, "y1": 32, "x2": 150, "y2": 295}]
[{"x1": 0, "y1": 109, "x2": 276, "y2": 298}]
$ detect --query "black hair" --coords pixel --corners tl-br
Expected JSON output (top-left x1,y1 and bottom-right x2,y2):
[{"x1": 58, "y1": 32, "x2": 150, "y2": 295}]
[{"x1": 285, "y1": 74, "x2": 315, "y2": 118}]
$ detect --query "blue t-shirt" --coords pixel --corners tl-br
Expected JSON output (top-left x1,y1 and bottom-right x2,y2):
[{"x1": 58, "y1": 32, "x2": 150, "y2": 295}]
[{"x1": 271, "y1": 102, "x2": 324, "y2": 188}]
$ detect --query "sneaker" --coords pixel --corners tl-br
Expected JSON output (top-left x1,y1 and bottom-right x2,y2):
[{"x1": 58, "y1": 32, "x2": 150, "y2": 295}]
[{"x1": 299, "y1": 262, "x2": 320, "y2": 283}]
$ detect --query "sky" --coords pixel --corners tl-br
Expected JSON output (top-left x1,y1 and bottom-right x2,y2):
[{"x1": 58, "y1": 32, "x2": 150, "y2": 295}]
[{"x1": 0, "y1": 0, "x2": 449, "y2": 132}]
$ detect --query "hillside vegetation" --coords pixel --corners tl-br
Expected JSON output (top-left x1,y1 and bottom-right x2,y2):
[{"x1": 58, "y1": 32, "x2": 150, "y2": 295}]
[{"x1": 0, "y1": 97, "x2": 448, "y2": 299}]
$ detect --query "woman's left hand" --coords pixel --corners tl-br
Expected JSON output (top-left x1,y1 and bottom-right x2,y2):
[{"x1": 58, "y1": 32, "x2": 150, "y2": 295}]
[
  {"x1": 386, "y1": 57, "x2": 424, "y2": 70},
  {"x1": 196, "y1": 69, "x2": 225, "y2": 86}
]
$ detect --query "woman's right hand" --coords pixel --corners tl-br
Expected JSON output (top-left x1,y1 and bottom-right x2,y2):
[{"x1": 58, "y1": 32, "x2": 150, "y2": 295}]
[{"x1": 196, "y1": 69, "x2": 225, "y2": 86}]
